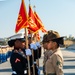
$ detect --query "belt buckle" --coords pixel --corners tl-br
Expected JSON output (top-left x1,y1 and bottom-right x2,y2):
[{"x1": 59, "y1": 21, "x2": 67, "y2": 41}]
[{"x1": 24, "y1": 70, "x2": 27, "y2": 74}]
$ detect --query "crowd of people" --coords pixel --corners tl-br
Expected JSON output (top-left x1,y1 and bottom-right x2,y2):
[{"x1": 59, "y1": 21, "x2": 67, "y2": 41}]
[{"x1": 8, "y1": 30, "x2": 64, "y2": 75}]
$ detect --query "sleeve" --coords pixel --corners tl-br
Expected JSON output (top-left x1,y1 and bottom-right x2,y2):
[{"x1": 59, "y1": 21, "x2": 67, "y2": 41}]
[
  {"x1": 10, "y1": 54, "x2": 25, "y2": 75},
  {"x1": 52, "y1": 54, "x2": 63, "y2": 75}
]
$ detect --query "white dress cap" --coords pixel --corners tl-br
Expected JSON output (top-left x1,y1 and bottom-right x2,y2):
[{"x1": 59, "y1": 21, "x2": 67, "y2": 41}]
[{"x1": 9, "y1": 33, "x2": 25, "y2": 40}]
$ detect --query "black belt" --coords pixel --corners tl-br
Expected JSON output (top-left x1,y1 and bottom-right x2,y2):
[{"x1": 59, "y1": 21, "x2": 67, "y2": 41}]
[{"x1": 47, "y1": 73, "x2": 56, "y2": 75}]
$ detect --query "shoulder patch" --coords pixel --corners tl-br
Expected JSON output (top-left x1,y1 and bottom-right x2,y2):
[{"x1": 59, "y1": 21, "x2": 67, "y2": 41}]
[{"x1": 56, "y1": 61, "x2": 61, "y2": 66}]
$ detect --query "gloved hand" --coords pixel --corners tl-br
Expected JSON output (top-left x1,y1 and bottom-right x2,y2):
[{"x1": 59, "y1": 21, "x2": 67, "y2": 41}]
[
  {"x1": 30, "y1": 43, "x2": 37, "y2": 50},
  {"x1": 25, "y1": 49, "x2": 32, "y2": 56},
  {"x1": 33, "y1": 61, "x2": 36, "y2": 64},
  {"x1": 36, "y1": 42, "x2": 41, "y2": 48}
]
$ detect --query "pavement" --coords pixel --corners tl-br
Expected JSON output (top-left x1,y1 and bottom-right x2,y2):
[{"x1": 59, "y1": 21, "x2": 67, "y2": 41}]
[{"x1": 0, "y1": 48, "x2": 75, "y2": 75}]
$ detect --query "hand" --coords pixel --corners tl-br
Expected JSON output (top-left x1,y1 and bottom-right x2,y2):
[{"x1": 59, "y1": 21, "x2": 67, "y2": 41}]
[
  {"x1": 25, "y1": 49, "x2": 32, "y2": 56},
  {"x1": 30, "y1": 43, "x2": 37, "y2": 50},
  {"x1": 36, "y1": 42, "x2": 41, "y2": 48}
]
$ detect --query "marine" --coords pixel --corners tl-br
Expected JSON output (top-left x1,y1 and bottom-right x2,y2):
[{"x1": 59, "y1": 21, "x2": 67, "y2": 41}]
[
  {"x1": 8, "y1": 33, "x2": 32, "y2": 75},
  {"x1": 42, "y1": 30, "x2": 64, "y2": 75}
]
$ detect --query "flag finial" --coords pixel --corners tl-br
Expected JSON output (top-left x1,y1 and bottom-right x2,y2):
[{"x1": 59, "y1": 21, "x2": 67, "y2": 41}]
[
  {"x1": 29, "y1": 0, "x2": 31, "y2": 5},
  {"x1": 33, "y1": 5, "x2": 36, "y2": 8},
  {"x1": 33, "y1": 5, "x2": 36, "y2": 11}
]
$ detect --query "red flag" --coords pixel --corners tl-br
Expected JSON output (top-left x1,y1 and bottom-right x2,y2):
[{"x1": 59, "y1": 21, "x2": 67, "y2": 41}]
[
  {"x1": 41, "y1": 27, "x2": 47, "y2": 33},
  {"x1": 34, "y1": 11, "x2": 43, "y2": 27},
  {"x1": 15, "y1": 0, "x2": 28, "y2": 33},
  {"x1": 28, "y1": 5, "x2": 43, "y2": 33},
  {"x1": 34, "y1": 11, "x2": 47, "y2": 33},
  {"x1": 28, "y1": 5, "x2": 38, "y2": 32}
]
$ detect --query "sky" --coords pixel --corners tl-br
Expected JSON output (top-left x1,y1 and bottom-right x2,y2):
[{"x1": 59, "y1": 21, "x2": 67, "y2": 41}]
[{"x1": 0, "y1": 0, "x2": 75, "y2": 38}]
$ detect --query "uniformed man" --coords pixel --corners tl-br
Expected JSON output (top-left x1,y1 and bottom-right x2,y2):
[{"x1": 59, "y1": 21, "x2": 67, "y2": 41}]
[
  {"x1": 28, "y1": 34, "x2": 38, "y2": 62},
  {"x1": 36, "y1": 41, "x2": 41, "y2": 58},
  {"x1": 28, "y1": 34, "x2": 40, "y2": 75},
  {"x1": 8, "y1": 33, "x2": 32, "y2": 75},
  {"x1": 42, "y1": 30, "x2": 64, "y2": 75},
  {"x1": 35, "y1": 40, "x2": 41, "y2": 75}
]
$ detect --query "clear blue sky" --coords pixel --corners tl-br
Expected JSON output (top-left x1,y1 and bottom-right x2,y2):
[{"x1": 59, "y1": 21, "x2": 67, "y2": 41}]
[{"x1": 0, "y1": 0, "x2": 75, "y2": 38}]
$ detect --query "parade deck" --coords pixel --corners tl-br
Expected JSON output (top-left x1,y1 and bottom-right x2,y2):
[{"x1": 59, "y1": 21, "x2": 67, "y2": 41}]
[{"x1": 0, "y1": 48, "x2": 75, "y2": 75}]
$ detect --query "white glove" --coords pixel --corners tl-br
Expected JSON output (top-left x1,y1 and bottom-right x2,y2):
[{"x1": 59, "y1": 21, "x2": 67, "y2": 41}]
[
  {"x1": 25, "y1": 49, "x2": 32, "y2": 56},
  {"x1": 30, "y1": 43, "x2": 37, "y2": 50},
  {"x1": 36, "y1": 42, "x2": 41, "y2": 48},
  {"x1": 33, "y1": 61, "x2": 36, "y2": 64},
  {"x1": 30, "y1": 43, "x2": 34, "y2": 49}
]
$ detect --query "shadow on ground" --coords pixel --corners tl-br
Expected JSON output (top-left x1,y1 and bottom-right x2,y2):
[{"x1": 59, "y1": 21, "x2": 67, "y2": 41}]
[{"x1": 0, "y1": 68, "x2": 12, "y2": 72}]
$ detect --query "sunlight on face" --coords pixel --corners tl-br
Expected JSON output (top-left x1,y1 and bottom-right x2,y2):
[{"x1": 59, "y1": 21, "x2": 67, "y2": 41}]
[
  {"x1": 46, "y1": 41, "x2": 54, "y2": 50},
  {"x1": 14, "y1": 40, "x2": 22, "y2": 48},
  {"x1": 22, "y1": 42, "x2": 26, "y2": 48}
]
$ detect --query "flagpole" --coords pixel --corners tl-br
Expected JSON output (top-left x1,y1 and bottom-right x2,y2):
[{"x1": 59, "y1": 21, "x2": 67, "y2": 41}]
[
  {"x1": 21, "y1": 0, "x2": 31, "y2": 75},
  {"x1": 35, "y1": 33, "x2": 39, "y2": 67},
  {"x1": 29, "y1": 0, "x2": 31, "y2": 5},
  {"x1": 25, "y1": 28, "x2": 31, "y2": 75},
  {"x1": 33, "y1": 5, "x2": 40, "y2": 67},
  {"x1": 31, "y1": 33, "x2": 35, "y2": 75},
  {"x1": 33, "y1": 5, "x2": 36, "y2": 12},
  {"x1": 28, "y1": 0, "x2": 36, "y2": 75}
]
